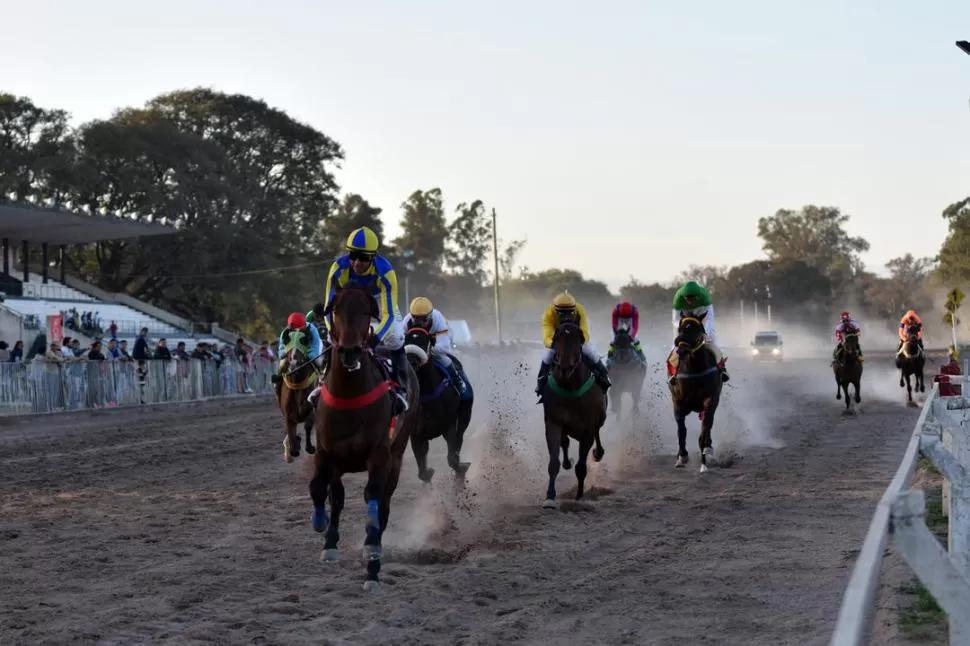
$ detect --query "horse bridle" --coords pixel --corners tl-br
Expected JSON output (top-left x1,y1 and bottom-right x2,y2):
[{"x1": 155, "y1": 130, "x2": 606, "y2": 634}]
[{"x1": 676, "y1": 316, "x2": 706, "y2": 354}]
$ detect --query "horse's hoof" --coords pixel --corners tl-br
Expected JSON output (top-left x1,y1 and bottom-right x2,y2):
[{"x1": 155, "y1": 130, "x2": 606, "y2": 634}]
[
  {"x1": 291, "y1": 447, "x2": 300, "y2": 458},
  {"x1": 593, "y1": 448, "x2": 605, "y2": 463},
  {"x1": 320, "y1": 549, "x2": 339, "y2": 563},
  {"x1": 311, "y1": 507, "x2": 329, "y2": 533},
  {"x1": 418, "y1": 468, "x2": 435, "y2": 483},
  {"x1": 542, "y1": 498, "x2": 557, "y2": 509},
  {"x1": 305, "y1": 445, "x2": 316, "y2": 455},
  {"x1": 700, "y1": 463, "x2": 709, "y2": 474},
  {"x1": 456, "y1": 462, "x2": 471, "y2": 474},
  {"x1": 675, "y1": 455, "x2": 687, "y2": 468},
  {"x1": 899, "y1": 380, "x2": 905, "y2": 387},
  {"x1": 284, "y1": 452, "x2": 293, "y2": 464},
  {"x1": 363, "y1": 580, "x2": 381, "y2": 593},
  {"x1": 562, "y1": 458, "x2": 573, "y2": 470}
]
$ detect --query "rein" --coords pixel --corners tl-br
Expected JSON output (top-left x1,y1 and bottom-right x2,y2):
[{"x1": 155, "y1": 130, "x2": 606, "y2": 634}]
[{"x1": 321, "y1": 380, "x2": 391, "y2": 410}]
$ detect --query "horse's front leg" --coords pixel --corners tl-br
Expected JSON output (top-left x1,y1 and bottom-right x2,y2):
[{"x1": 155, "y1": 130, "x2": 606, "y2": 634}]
[
  {"x1": 445, "y1": 420, "x2": 471, "y2": 478},
  {"x1": 918, "y1": 367, "x2": 926, "y2": 393},
  {"x1": 853, "y1": 379, "x2": 862, "y2": 404},
  {"x1": 322, "y1": 477, "x2": 345, "y2": 562},
  {"x1": 309, "y1": 450, "x2": 333, "y2": 535},
  {"x1": 543, "y1": 422, "x2": 563, "y2": 508},
  {"x1": 835, "y1": 372, "x2": 842, "y2": 400},
  {"x1": 363, "y1": 449, "x2": 390, "y2": 592},
  {"x1": 411, "y1": 435, "x2": 434, "y2": 484},
  {"x1": 303, "y1": 407, "x2": 316, "y2": 455},
  {"x1": 560, "y1": 432, "x2": 573, "y2": 470},
  {"x1": 905, "y1": 374, "x2": 913, "y2": 403},
  {"x1": 674, "y1": 408, "x2": 689, "y2": 468},
  {"x1": 698, "y1": 405, "x2": 716, "y2": 474},
  {"x1": 574, "y1": 435, "x2": 594, "y2": 501},
  {"x1": 592, "y1": 425, "x2": 605, "y2": 463}
]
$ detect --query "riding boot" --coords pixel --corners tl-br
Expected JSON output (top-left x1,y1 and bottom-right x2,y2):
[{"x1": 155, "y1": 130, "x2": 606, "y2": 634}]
[
  {"x1": 306, "y1": 347, "x2": 331, "y2": 407},
  {"x1": 446, "y1": 362, "x2": 467, "y2": 398},
  {"x1": 271, "y1": 359, "x2": 286, "y2": 385},
  {"x1": 535, "y1": 362, "x2": 551, "y2": 403},
  {"x1": 390, "y1": 347, "x2": 410, "y2": 415}
]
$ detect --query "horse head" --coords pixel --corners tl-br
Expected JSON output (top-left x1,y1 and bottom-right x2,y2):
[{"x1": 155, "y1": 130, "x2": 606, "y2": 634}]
[
  {"x1": 552, "y1": 321, "x2": 585, "y2": 378},
  {"x1": 675, "y1": 314, "x2": 707, "y2": 361},
  {"x1": 613, "y1": 329, "x2": 633, "y2": 350},
  {"x1": 842, "y1": 331, "x2": 860, "y2": 358},
  {"x1": 404, "y1": 326, "x2": 432, "y2": 370},
  {"x1": 326, "y1": 284, "x2": 380, "y2": 371}
]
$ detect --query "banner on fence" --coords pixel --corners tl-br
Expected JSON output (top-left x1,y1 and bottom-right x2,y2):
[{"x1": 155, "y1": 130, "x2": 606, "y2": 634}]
[{"x1": 47, "y1": 314, "x2": 63, "y2": 343}]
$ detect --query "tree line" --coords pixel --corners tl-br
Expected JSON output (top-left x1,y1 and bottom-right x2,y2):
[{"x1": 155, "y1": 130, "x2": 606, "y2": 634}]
[{"x1": 1, "y1": 89, "x2": 966, "y2": 344}]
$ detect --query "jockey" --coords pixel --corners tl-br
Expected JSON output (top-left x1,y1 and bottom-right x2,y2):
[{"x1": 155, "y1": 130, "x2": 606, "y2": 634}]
[
  {"x1": 536, "y1": 290, "x2": 611, "y2": 402},
  {"x1": 273, "y1": 311, "x2": 325, "y2": 383},
  {"x1": 896, "y1": 309, "x2": 924, "y2": 354},
  {"x1": 609, "y1": 301, "x2": 646, "y2": 363},
  {"x1": 305, "y1": 303, "x2": 329, "y2": 338},
  {"x1": 318, "y1": 226, "x2": 409, "y2": 412},
  {"x1": 833, "y1": 310, "x2": 864, "y2": 363},
  {"x1": 668, "y1": 280, "x2": 729, "y2": 384},
  {"x1": 403, "y1": 296, "x2": 468, "y2": 397}
]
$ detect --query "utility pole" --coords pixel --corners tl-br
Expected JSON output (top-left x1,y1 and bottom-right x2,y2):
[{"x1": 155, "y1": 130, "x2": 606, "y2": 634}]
[{"x1": 491, "y1": 208, "x2": 502, "y2": 343}]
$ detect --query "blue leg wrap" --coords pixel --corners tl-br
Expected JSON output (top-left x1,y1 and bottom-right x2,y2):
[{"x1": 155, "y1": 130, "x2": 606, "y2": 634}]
[{"x1": 311, "y1": 505, "x2": 329, "y2": 533}]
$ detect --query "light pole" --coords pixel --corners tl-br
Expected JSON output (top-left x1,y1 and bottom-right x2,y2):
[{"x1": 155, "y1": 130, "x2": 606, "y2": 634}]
[
  {"x1": 753, "y1": 287, "x2": 760, "y2": 329},
  {"x1": 765, "y1": 285, "x2": 772, "y2": 324},
  {"x1": 491, "y1": 208, "x2": 502, "y2": 343},
  {"x1": 401, "y1": 249, "x2": 414, "y2": 307}
]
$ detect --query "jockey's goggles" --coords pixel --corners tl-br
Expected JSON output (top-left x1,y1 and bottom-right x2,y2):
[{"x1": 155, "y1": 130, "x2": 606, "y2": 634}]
[
  {"x1": 412, "y1": 315, "x2": 431, "y2": 328},
  {"x1": 349, "y1": 251, "x2": 375, "y2": 263}
]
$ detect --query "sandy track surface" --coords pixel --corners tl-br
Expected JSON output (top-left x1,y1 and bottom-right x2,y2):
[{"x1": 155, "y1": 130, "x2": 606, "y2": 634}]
[{"x1": 0, "y1": 355, "x2": 924, "y2": 645}]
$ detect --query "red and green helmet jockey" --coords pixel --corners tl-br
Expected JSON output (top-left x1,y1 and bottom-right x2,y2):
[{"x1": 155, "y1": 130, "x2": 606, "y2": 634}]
[{"x1": 667, "y1": 280, "x2": 729, "y2": 384}]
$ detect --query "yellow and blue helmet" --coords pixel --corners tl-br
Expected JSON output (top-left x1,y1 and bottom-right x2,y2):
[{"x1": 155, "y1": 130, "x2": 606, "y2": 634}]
[{"x1": 345, "y1": 227, "x2": 380, "y2": 255}]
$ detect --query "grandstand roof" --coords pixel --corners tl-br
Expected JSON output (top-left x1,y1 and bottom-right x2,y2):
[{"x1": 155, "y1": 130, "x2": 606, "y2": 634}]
[{"x1": 0, "y1": 201, "x2": 177, "y2": 246}]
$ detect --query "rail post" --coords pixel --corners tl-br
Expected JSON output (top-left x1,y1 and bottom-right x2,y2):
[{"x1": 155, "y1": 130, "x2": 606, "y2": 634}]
[{"x1": 931, "y1": 396, "x2": 970, "y2": 643}]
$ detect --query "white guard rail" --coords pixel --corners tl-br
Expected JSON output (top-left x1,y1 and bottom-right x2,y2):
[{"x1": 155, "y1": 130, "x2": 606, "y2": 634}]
[{"x1": 830, "y1": 382, "x2": 970, "y2": 645}]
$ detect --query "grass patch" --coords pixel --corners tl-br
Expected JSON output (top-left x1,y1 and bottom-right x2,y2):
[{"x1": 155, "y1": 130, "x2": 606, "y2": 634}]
[{"x1": 897, "y1": 483, "x2": 948, "y2": 638}]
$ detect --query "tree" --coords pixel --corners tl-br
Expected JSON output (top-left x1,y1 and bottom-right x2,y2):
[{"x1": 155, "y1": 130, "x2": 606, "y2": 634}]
[
  {"x1": 498, "y1": 239, "x2": 526, "y2": 282},
  {"x1": 0, "y1": 93, "x2": 73, "y2": 202},
  {"x1": 757, "y1": 205, "x2": 870, "y2": 278},
  {"x1": 864, "y1": 253, "x2": 935, "y2": 318},
  {"x1": 446, "y1": 200, "x2": 492, "y2": 284},
  {"x1": 619, "y1": 278, "x2": 675, "y2": 311},
  {"x1": 674, "y1": 264, "x2": 729, "y2": 294},
  {"x1": 394, "y1": 189, "x2": 449, "y2": 269},
  {"x1": 318, "y1": 193, "x2": 387, "y2": 260},
  {"x1": 944, "y1": 287, "x2": 964, "y2": 353},
  {"x1": 938, "y1": 197, "x2": 970, "y2": 284}
]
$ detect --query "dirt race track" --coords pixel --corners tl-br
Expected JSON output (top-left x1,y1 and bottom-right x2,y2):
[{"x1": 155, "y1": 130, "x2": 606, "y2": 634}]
[{"x1": 0, "y1": 353, "x2": 930, "y2": 646}]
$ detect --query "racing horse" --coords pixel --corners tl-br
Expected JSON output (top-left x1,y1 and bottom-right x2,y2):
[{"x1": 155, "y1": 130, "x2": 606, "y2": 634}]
[
  {"x1": 403, "y1": 326, "x2": 474, "y2": 484},
  {"x1": 540, "y1": 321, "x2": 607, "y2": 509},
  {"x1": 607, "y1": 328, "x2": 646, "y2": 421},
  {"x1": 273, "y1": 336, "x2": 317, "y2": 463},
  {"x1": 896, "y1": 323, "x2": 925, "y2": 406},
  {"x1": 309, "y1": 284, "x2": 419, "y2": 592},
  {"x1": 668, "y1": 314, "x2": 722, "y2": 473},
  {"x1": 833, "y1": 330, "x2": 863, "y2": 413}
]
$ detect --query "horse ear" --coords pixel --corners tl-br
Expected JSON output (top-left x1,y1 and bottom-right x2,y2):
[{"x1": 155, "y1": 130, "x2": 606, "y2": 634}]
[{"x1": 697, "y1": 311, "x2": 707, "y2": 321}]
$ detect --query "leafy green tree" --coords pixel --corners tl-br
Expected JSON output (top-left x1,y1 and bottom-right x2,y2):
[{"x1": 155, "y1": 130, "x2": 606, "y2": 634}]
[
  {"x1": 498, "y1": 238, "x2": 527, "y2": 282},
  {"x1": 0, "y1": 93, "x2": 73, "y2": 202},
  {"x1": 938, "y1": 198, "x2": 970, "y2": 284},
  {"x1": 619, "y1": 278, "x2": 675, "y2": 311},
  {"x1": 446, "y1": 200, "x2": 492, "y2": 284},
  {"x1": 318, "y1": 193, "x2": 388, "y2": 260},
  {"x1": 757, "y1": 205, "x2": 870, "y2": 278},
  {"x1": 394, "y1": 188, "x2": 449, "y2": 270}
]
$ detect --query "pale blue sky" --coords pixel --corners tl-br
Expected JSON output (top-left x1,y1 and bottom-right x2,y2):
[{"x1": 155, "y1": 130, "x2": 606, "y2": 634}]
[{"x1": 5, "y1": 0, "x2": 970, "y2": 291}]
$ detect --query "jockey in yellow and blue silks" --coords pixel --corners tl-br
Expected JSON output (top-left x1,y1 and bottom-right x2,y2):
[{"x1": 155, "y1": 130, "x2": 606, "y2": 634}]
[{"x1": 318, "y1": 226, "x2": 409, "y2": 411}]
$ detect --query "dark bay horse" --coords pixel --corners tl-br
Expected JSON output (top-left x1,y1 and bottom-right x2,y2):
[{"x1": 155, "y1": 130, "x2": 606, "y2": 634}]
[
  {"x1": 607, "y1": 329, "x2": 646, "y2": 421},
  {"x1": 668, "y1": 314, "x2": 722, "y2": 473},
  {"x1": 309, "y1": 284, "x2": 419, "y2": 592},
  {"x1": 403, "y1": 327, "x2": 474, "y2": 484},
  {"x1": 540, "y1": 321, "x2": 606, "y2": 508},
  {"x1": 273, "y1": 339, "x2": 316, "y2": 463},
  {"x1": 896, "y1": 323, "x2": 925, "y2": 406},
  {"x1": 833, "y1": 331, "x2": 863, "y2": 413}
]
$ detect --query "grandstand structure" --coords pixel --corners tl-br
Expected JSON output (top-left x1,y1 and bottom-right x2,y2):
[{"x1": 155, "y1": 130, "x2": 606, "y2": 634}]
[{"x1": 0, "y1": 201, "x2": 227, "y2": 352}]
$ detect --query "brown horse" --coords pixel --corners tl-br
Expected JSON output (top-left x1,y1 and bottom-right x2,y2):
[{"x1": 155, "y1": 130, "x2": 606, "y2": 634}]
[
  {"x1": 608, "y1": 329, "x2": 646, "y2": 421},
  {"x1": 834, "y1": 331, "x2": 863, "y2": 413},
  {"x1": 540, "y1": 321, "x2": 606, "y2": 509},
  {"x1": 896, "y1": 323, "x2": 925, "y2": 406},
  {"x1": 274, "y1": 341, "x2": 316, "y2": 463},
  {"x1": 309, "y1": 284, "x2": 419, "y2": 592},
  {"x1": 403, "y1": 326, "x2": 474, "y2": 484},
  {"x1": 668, "y1": 314, "x2": 722, "y2": 473}
]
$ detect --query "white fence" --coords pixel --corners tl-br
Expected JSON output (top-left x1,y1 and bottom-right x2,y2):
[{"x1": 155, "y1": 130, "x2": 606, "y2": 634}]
[
  {"x1": 0, "y1": 357, "x2": 274, "y2": 414},
  {"x1": 831, "y1": 382, "x2": 970, "y2": 645}
]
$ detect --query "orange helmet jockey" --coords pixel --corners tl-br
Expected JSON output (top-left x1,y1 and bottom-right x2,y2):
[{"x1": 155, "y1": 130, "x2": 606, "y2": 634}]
[{"x1": 899, "y1": 310, "x2": 923, "y2": 342}]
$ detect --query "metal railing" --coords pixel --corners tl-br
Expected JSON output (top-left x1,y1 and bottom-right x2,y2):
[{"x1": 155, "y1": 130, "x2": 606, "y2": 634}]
[
  {"x1": 0, "y1": 357, "x2": 275, "y2": 415},
  {"x1": 830, "y1": 382, "x2": 970, "y2": 645}
]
